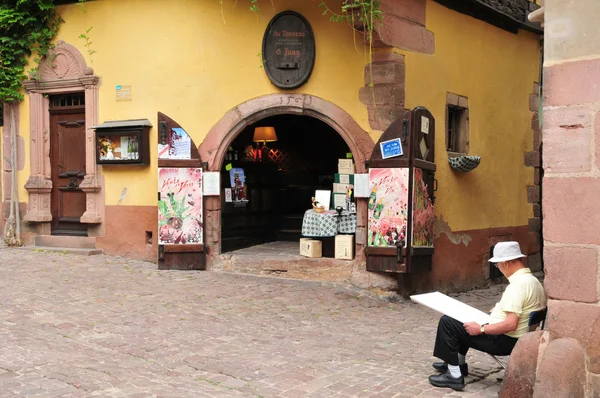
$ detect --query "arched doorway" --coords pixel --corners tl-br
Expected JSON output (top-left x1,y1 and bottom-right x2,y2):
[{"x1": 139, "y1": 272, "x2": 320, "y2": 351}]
[{"x1": 199, "y1": 94, "x2": 374, "y2": 258}]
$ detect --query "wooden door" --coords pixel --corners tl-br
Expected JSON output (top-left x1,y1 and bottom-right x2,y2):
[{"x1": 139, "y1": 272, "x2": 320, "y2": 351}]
[{"x1": 50, "y1": 107, "x2": 88, "y2": 236}]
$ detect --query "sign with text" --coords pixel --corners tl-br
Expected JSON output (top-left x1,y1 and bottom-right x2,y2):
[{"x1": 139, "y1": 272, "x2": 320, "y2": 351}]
[
  {"x1": 262, "y1": 11, "x2": 315, "y2": 89},
  {"x1": 380, "y1": 138, "x2": 403, "y2": 160}
]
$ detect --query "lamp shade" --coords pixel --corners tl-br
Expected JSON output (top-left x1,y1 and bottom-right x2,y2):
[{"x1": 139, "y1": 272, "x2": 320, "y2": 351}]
[{"x1": 253, "y1": 126, "x2": 278, "y2": 142}]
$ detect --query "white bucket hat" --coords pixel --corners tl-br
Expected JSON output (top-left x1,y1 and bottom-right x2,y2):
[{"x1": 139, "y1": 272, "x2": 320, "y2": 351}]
[{"x1": 489, "y1": 241, "x2": 526, "y2": 263}]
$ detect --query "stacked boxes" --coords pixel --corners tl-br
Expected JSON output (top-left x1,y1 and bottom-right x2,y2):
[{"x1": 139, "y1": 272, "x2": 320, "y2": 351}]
[{"x1": 332, "y1": 159, "x2": 356, "y2": 212}]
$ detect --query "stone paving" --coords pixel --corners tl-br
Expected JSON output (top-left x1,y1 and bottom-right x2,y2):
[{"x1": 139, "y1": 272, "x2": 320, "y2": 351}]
[{"x1": 0, "y1": 243, "x2": 517, "y2": 398}]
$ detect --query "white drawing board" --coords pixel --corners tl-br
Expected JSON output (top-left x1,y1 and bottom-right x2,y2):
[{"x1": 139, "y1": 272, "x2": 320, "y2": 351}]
[{"x1": 410, "y1": 291, "x2": 492, "y2": 325}]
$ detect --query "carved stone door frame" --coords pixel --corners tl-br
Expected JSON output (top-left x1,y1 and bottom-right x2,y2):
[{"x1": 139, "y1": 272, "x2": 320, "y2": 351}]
[{"x1": 23, "y1": 40, "x2": 104, "y2": 230}]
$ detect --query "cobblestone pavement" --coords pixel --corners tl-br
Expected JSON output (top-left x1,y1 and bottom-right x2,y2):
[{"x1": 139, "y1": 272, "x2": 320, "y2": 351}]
[{"x1": 0, "y1": 244, "x2": 516, "y2": 398}]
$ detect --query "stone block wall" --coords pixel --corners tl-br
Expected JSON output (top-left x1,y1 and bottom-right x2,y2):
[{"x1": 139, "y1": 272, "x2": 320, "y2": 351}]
[
  {"x1": 359, "y1": 0, "x2": 433, "y2": 131},
  {"x1": 524, "y1": 82, "x2": 543, "y2": 272},
  {"x1": 504, "y1": 0, "x2": 600, "y2": 396}
]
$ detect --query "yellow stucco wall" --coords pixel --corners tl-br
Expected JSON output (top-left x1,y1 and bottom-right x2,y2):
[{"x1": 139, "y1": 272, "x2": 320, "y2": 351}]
[
  {"x1": 400, "y1": 0, "x2": 540, "y2": 232},
  {"x1": 14, "y1": 0, "x2": 539, "y2": 233},
  {"x1": 45, "y1": 0, "x2": 372, "y2": 208}
]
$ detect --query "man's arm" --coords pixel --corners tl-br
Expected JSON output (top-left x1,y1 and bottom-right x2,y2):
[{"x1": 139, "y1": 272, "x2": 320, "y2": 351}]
[{"x1": 464, "y1": 312, "x2": 519, "y2": 336}]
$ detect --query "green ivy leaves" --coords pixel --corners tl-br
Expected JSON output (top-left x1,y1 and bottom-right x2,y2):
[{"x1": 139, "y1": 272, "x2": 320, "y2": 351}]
[{"x1": 0, "y1": 0, "x2": 62, "y2": 103}]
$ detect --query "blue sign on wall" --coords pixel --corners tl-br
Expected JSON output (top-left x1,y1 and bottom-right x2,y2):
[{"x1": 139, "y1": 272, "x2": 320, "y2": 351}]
[{"x1": 380, "y1": 138, "x2": 403, "y2": 160}]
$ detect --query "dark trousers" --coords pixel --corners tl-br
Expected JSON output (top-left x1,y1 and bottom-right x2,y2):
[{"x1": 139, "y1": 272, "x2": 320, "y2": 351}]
[{"x1": 433, "y1": 315, "x2": 518, "y2": 365}]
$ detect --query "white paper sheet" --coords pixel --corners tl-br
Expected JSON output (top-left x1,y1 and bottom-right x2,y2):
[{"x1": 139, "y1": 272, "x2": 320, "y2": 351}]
[
  {"x1": 410, "y1": 291, "x2": 492, "y2": 325},
  {"x1": 203, "y1": 172, "x2": 220, "y2": 196},
  {"x1": 333, "y1": 193, "x2": 346, "y2": 209},
  {"x1": 315, "y1": 190, "x2": 331, "y2": 211},
  {"x1": 354, "y1": 174, "x2": 370, "y2": 198}
]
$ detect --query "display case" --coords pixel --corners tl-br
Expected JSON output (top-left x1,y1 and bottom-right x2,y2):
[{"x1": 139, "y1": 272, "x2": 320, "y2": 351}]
[
  {"x1": 365, "y1": 107, "x2": 436, "y2": 274},
  {"x1": 93, "y1": 119, "x2": 152, "y2": 166}
]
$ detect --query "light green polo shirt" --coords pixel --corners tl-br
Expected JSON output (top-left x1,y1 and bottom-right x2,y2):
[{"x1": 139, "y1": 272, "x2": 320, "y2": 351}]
[{"x1": 489, "y1": 268, "x2": 547, "y2": 338}]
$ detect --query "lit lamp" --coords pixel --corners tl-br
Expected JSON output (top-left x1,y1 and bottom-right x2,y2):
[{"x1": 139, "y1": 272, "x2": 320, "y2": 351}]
[{"x1": 253, "y1": 126, "x2": 278, "y2": 161}]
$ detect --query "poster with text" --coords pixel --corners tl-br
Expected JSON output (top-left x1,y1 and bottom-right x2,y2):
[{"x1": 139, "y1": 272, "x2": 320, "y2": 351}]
[
  {"x1": 158, "y1": 127, "x2": 192, "y2": 160},
  {"x1": 158, "y1": 168, "x2": 203, "y2": 245},
  {"x1": 229, "y1": 168, "x2": 248, "y2": 202},
  {"x1": 412, "y1": 168, "x2": 434, "y2": 247},
  {"x1": 367, "y1": 168, "x2": 409, "y2": 248}
]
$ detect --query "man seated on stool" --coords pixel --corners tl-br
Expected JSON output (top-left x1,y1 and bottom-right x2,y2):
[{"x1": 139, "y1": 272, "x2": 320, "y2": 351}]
[{"x1": 428, "y1": 241, "x2": 546, "y2": 391}]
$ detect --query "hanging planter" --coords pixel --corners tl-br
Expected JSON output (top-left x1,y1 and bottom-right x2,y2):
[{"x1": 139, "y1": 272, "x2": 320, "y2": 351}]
[{"x1": 448, "y1": 155, "x2": 481, "y2": 172}]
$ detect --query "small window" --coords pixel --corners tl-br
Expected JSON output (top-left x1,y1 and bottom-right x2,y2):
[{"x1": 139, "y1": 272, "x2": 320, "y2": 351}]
[
  {"x1": 446, "y1": 93, "x2": 469, "y2": 154},
  {"x1": 49, "y1": 93, "x2": 85, "y2": 109}
]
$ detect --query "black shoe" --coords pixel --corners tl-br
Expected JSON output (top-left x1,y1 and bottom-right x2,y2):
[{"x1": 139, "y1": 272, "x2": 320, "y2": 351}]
[
  {"x1": 428, "y1": 371, "x2": 465, "y2": 391},
  {"x1": 432, "y1": 362, "x2": 469, "y2": 377}
]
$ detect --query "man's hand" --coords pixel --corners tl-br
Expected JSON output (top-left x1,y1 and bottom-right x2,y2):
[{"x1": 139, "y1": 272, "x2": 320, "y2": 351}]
[{"x1": 464, "y1": 322, "x2": 482, "y2": 336}]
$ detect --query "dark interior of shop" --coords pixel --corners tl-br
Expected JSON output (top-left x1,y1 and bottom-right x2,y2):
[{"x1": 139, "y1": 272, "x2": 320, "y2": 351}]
[{"x1": 220, "y1": 114, "x2": 350, "y2": 253}]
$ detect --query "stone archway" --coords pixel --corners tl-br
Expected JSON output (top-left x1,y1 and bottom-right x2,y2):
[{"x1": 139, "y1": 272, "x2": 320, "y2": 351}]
[
  {"x1": 22, "y1": 40, "x2": 104, "y2": 235},
  {"x1": 198, "y1": 93, "x2": 375, "y2": 257}
]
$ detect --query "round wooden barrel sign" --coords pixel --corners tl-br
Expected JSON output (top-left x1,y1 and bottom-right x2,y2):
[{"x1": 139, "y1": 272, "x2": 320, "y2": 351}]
[{"x1": 262, "y1": 11, "x2": 315, "y2": 89}]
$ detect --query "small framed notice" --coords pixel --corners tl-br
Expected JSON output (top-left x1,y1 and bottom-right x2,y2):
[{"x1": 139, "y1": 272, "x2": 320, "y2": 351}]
[
  {"x1": 116, "y1": 85, "x2": 132, "y2": 101},
  {"x1": 353, "y1": 174, "x2": 370, "y2": 198},
  {"x1": 203, "y1": 172, "x2": 220, "y2": 196},
  {"x1": 421, "y1": 116, "x2": 430, "y2": 134},
  {"x1": 380, "y1": 138, "x2": 403, "y2": 160}
]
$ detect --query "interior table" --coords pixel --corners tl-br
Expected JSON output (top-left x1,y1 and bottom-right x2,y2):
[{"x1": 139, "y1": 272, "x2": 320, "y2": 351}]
[{"x1": 301, "y1": 209, "x2": 357, "y2": 237}]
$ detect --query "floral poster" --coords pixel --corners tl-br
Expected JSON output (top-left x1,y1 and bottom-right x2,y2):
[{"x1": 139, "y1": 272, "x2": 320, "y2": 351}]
[
  {"x1": 158, "y1": 168, "x2": 203, "y2": 245},
  {"x1": 412, "y1": 168, "x2": 435, "y2": 247},
  {"x1": 367, "y1": 168, "x2": 409, "y2": 248}
]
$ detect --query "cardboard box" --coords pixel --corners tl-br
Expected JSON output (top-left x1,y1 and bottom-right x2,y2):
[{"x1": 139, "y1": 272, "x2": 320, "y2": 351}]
[
  {"x1": 338, "y1": 159, "x2": 354, "y2": 168},
  {"x1": 338, "y1": 159, "x2": 355, "y2": 174},
  {"x1": 300, "y1": 239, "x2": 322, "y2": 258},
  {"x1": 333, "y1": 183, "x2": 353, "y2": 194},
  {"x1": 334, "y1": 173, "x2": 355, "y2": 184},
  {"x1": 335, "y1": 235, "x2": 354, "y2": 260},
  {"x1": 338, "y1": 164, "x2": 356, "y2": 174}
]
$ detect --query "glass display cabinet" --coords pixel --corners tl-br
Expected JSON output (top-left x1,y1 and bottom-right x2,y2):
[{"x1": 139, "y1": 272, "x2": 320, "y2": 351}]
[{"x1": 93, "y1": 119, "x2": 152, "y2": 166}]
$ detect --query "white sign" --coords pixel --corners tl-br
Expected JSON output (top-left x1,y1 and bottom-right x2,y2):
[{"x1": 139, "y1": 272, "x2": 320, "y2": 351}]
[
  {"x1": 203, "y1": 172, "x2": 220, "y2": 196},
  {"x1": 333, "y1": 193, "x2": 346, "y2": 209},
  {"x1": 314, "y1": 190, "x2": 331, "y2": 211},
  {"x1": 353, "y1": 174, "x2": 370, "y2": 198},
  {"x1": 224, "y1": 188, "x2": 232, "y2": 203},
  {"x1": 421, "y1": 116, "x2": 430, "y2": 134}
]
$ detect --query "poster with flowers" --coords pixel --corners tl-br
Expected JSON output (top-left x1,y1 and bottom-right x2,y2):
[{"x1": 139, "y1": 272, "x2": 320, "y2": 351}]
[
  {"x1": 412, "y1": 168, "x2": 434, "y2": 247},
  {"x1": 158, "y1": 168, "x2": 203, "y2": 245},
  {"x1": 367, "y1": 168, "x2": 409, "y2": 248}
]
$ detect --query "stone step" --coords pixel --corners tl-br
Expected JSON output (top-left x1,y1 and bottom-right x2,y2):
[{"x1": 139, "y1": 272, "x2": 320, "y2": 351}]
[
  {"x1": 23, "y1": 246, "x2": 103, "y2": 256},
  {"x1": 34, "y1": 235, "x2": 97, "y2": 249},
  {"x1": 275, "y1": 229, "x2": 302, "y2": 242}
]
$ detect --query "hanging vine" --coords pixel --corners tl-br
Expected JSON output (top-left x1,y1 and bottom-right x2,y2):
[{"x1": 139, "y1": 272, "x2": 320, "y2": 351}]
[
  {"x1": 0, "y1": 1, "x2": 63, "y2": 102},
  {"x1": 0, "y1": 0, "x2": 67, "y2": 245},
  {"x1": 319, "y1": 0, "x2": 382, "y2": 89}
]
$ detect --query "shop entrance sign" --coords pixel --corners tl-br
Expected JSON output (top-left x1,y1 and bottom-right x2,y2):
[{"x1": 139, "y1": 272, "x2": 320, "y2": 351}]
[{"x1": 262, "y1": 11, "x2": 316, "y2": 89}]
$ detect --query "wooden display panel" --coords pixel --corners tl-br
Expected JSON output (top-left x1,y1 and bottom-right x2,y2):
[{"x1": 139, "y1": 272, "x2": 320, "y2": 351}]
[
  {"x1": 157, "y1": 112, "x2": 206, "y2": 270},
  {"x1": 365, "y1": 107, "x2": 436, "y2": 273}
]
